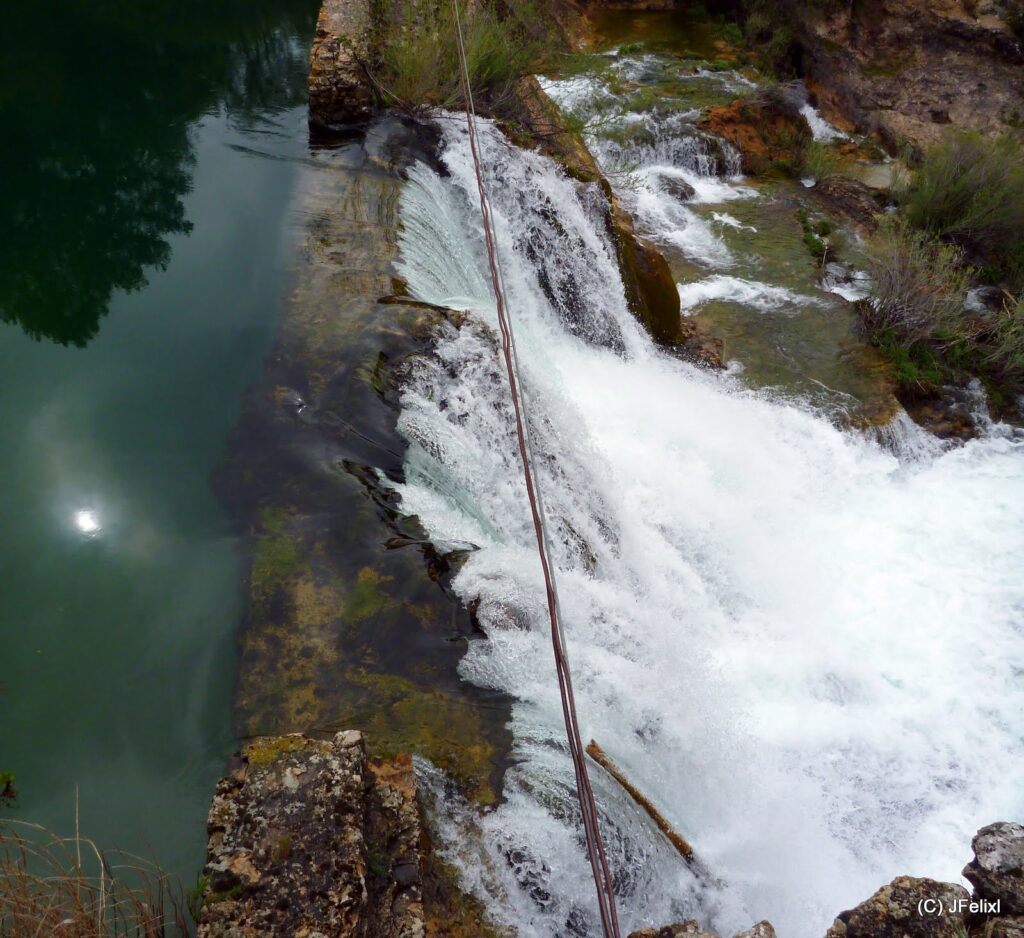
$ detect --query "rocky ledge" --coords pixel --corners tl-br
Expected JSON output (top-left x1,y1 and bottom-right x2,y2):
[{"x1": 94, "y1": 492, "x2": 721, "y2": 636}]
[
  {"x1": 195, "y1": 733, "x2": 1023, "y2": 938},
  {"x1": 637, "y1": 822, "x2": 1024, "y2": 938},
  {"x1": 195, "y1": 731, "x2": 425, "y2": 937}
]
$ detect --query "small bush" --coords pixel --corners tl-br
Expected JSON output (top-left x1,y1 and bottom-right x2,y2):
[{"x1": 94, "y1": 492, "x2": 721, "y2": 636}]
[
  {"x1": 899, "y1": 129, "x2": 1024, "y2": 289},
  {"x1": 984, "y1": 294, "x2": 1024, "y2": 390},
  {"x1": 862, "y1": 220, "x2": 973, "y2": 344},
  {"x1": 801, "y1": 140, "x2": 845, "y2": 181},
  {"x1": 371, "y1": 0, "x2": 551, "y2": 114},
  {"x1": 0, "y1": 821, "x2": 188, "y2": 936}
]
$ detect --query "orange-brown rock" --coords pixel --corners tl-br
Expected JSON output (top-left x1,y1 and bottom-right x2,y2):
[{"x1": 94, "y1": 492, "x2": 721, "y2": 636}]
[{"x1": 700, "y1": 97, "x2": 812, "y2": 176}]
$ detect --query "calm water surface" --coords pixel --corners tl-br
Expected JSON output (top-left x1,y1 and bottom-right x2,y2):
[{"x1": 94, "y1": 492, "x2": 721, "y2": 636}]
[{"x1": 0, "y1": 0, "x2": 319, "y2": 886}]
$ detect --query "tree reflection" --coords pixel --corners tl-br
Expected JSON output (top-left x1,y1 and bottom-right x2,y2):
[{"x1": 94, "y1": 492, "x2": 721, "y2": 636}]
[{"x1": 0, "y1": 0, "x2": 318, "y2": 347}]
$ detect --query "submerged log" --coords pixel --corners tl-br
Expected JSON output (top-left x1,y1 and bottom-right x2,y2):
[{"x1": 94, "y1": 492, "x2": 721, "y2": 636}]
[{"x1": 586, "y1": 739, "x2": 696, "y2": 865}]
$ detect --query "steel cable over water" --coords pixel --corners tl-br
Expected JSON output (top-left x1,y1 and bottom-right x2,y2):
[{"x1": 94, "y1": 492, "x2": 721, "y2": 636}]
[{"x1": 448, "y1": 2, "x2": 622, "y2": 935}]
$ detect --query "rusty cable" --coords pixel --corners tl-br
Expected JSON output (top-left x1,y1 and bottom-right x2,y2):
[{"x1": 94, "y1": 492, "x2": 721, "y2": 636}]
[{"x1": 447, "y1": 3, "x2": 622, "y2": 935}]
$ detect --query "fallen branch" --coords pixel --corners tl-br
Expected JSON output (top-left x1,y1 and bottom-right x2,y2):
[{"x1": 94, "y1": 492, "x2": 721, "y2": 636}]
[{"x1": 586, "y1": 739, "x2": 696, "y2": 865}]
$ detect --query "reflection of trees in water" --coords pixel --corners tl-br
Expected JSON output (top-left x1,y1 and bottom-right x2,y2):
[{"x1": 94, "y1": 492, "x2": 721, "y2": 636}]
[{"x1": 0, "y1": 0, "x2": 319, "y2": 347}]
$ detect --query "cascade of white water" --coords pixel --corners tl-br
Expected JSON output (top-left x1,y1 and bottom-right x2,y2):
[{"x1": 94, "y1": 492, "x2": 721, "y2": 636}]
[{"x1": 391, "y1": 114, "x2": 1024, "y2": 938}]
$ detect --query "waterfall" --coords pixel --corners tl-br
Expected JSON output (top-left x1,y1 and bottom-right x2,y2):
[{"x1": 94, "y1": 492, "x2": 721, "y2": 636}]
[{"x1": 390, "y1": 114, "x2": 1024, "y2": 938}]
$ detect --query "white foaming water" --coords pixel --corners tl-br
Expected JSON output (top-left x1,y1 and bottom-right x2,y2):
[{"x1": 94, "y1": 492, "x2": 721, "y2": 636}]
[
  {"x1": 677, "y1": 275, "x2": 823, "y2": 314},
  {"x1": 539, "y1": 76, "x2": 751, "y2": 269},
  {"x1": 391, "y1": 116, "x2": 1024, "y2": 938},
  {"x1": 800, "y1": 103, "x2": 849, "y2": 143}
]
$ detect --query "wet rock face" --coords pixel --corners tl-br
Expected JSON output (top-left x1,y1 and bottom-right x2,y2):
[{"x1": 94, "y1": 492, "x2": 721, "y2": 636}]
[
  {"x1": 308, "y1": 0, "x2": 375, "y2": 127},
  {"x1": 799, "y1": 0, "x2": 1024, "y2": 151},
  {"x1": 809, "y1": 176, "x2": 885, "y2": 232},
  {"x1": 963, "y1": 822, "x2": 1024, "y2": 914},
  {"x1": 659, "y1": 175, "x2": 697, "y2": 203},
  {"x1": 824, "y1": 877, "x2": 970, "y2": 938},
  {"x1": 196, "y1": 732, "x2": 424, "y2": 938}
]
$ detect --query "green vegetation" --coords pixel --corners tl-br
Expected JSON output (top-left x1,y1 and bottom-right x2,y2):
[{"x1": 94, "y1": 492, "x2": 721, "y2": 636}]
[
  {"x1": 861, "y1": 220, "x2": 1024, "y2": 398},
  {"x1": 796, "y1": 208, "x2": 837, "y2": 263},
  {"x1": 862, "y1": 221, "x2": 973, "y2": 347},
  {"x1": 897, "y1": 129, "x2": 1024, "y2": 290},
  {"x1": 250, "y1": 506, "x2": 302, "y2": 615},
  {"x1": 369, "y1": 0, "x2": 552, "y2": 113},
  {"x1": 742, "y1": 5, "x2": 797, "y2": 76},
  {"x1": 800, "y1": 139, "x2": 845, "y2": 181},
  {"x1": 0, "y1": 821, "x2": 188, "y2": 936},
  {"x1": 0, "y1": 771, "x2": 14, "y2": 805},
  {"x1": 859, "y1": 131, "x2": 1024, "y2": 403},
  {"x1": 984, "y1": 294, "x2": 1024, "y2": 393}
]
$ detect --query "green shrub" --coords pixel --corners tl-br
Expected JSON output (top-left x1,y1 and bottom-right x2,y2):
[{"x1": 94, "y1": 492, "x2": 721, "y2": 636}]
[
  {"x1": 371, "y1": 0, "x2": 550, "y2": 114},
  {"x1": 985, "y1": 294, "x2": 1024, "y2": 390},
  {"x1": 899, "y1": 129, "x2": 1024, "y2": 289},
  {"x1": 861, "y1": 220, "x2": 973, "y2": 346},
  {"x1": 801, "y1": 140, "x2": 845, "y2": 181}
]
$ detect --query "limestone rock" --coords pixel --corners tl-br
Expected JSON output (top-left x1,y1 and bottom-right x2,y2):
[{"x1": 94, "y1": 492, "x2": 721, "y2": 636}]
[
  {"x1": 196, "y1": 731, "x2": 425, "y2": 938},
  {"x1": 963, "y1": 822, "x2": 1024, "y2": 915},
  {"x1": 977, "y1": 918, "x2": 1024, "y2": 938},
  {"x1": 629, "y1": 921, "x2": 721, "y2": 938},
  {"x1": 797, "y1": 0, "x2": 1024, "y2": 151},
  {"x1": 308, "y1": 0, "x2": 375, "y2": 127},
  {"x1": 824, "y1": 877, "x2": 970, "y2": 938},
  {"x1": 734, "y1": 923, "x2": 778, "y2": 938}
]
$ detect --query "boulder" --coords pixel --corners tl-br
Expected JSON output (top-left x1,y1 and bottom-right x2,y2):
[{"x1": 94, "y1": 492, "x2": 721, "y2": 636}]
[
  {"x1": 629, "y1": 922, "x2": 721, "y2": 938},
  {"x1": 809, "y1": 176, "x2": 885, "y2": 231},
  {"x1": 629, "y1": 921, "x2": 776, "y2": 938},
  {"x1": 795, "y1": 0, "x2": 1024, "y2": 152},
  {"x1": 734, "y1": 924, "x2": 777, "y2": 938},
  {"x1": 659, "y1": 175, "x2": 697, "y2": 203},
  {"x1": 609, "y1": 200, "x2": 684, "y2": 345},
  {"x1": 824, "y1": 876, "x2": 970, "y2": 938},
  {"x1": 963, "y1": 822, "x2": 1024, "y2": 915}
]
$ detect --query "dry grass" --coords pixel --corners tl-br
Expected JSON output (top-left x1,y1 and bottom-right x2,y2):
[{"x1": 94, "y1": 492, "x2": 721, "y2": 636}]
[
  {"x1": 862, "y1": 219, "x2": 973, "y2": 344},
  {"x1": 0, "y1": 820, "x2": 188, "y2": 937},
  {"x1": 369, "y1": 0, "x2": 552, "y2": 115}
]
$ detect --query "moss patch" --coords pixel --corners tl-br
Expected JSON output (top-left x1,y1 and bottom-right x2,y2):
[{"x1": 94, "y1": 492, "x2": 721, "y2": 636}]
[
  {"x1": 251, "y1": 507, "x2": 303, "y2": 616},
  {"x1": 245, "y1": 735, "x2": 312, "y2": 768}
]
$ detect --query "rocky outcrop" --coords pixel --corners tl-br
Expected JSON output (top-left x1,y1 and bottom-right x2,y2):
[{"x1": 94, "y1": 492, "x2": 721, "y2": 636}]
[
  {"x1": 964, "y1": 822, "x2": 1024, "y2": 915},
  {"x1": 795, "y1": 0, "x2": 1024, "y2": 152},
  {"x1": 824, "y1": 877, "x2": 970, "y2": 938},
  {"x1": 628, "y1": 920, "x2": 776, "y2": 938},
  {"x1": 700, "y1": 94, "x2": 812, "y2": 175},
  {"x1": 308, "y1": 0, "x2": 375, "y2": 127},
  {"x1": 809, "y1": 176, "x2": 886, "y2": 232},
  {"x1": 195, "y1": 732, "x2": 425, "y2": 937}
]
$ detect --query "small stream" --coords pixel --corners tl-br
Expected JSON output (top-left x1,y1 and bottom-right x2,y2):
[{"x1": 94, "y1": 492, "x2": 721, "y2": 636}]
[{"x1": 384, "y1": 39, "x2": 1024, "y2": 938}]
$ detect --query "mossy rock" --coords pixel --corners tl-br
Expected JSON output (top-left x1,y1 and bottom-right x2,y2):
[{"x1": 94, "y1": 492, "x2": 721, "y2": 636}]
[{"x1": 608, "y1": 197, "x2": 682, "y2": 345}]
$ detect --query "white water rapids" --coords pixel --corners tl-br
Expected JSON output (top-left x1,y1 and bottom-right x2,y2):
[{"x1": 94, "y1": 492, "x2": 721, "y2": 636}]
[{"x1": 388, "y1": 113, "x2": 1024, "y2": 938}]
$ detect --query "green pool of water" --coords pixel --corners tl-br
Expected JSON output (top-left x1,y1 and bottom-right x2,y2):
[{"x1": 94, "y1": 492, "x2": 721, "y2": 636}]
[{"x1": 0, "y1": 0, "x2": 319, "y2": 889}]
